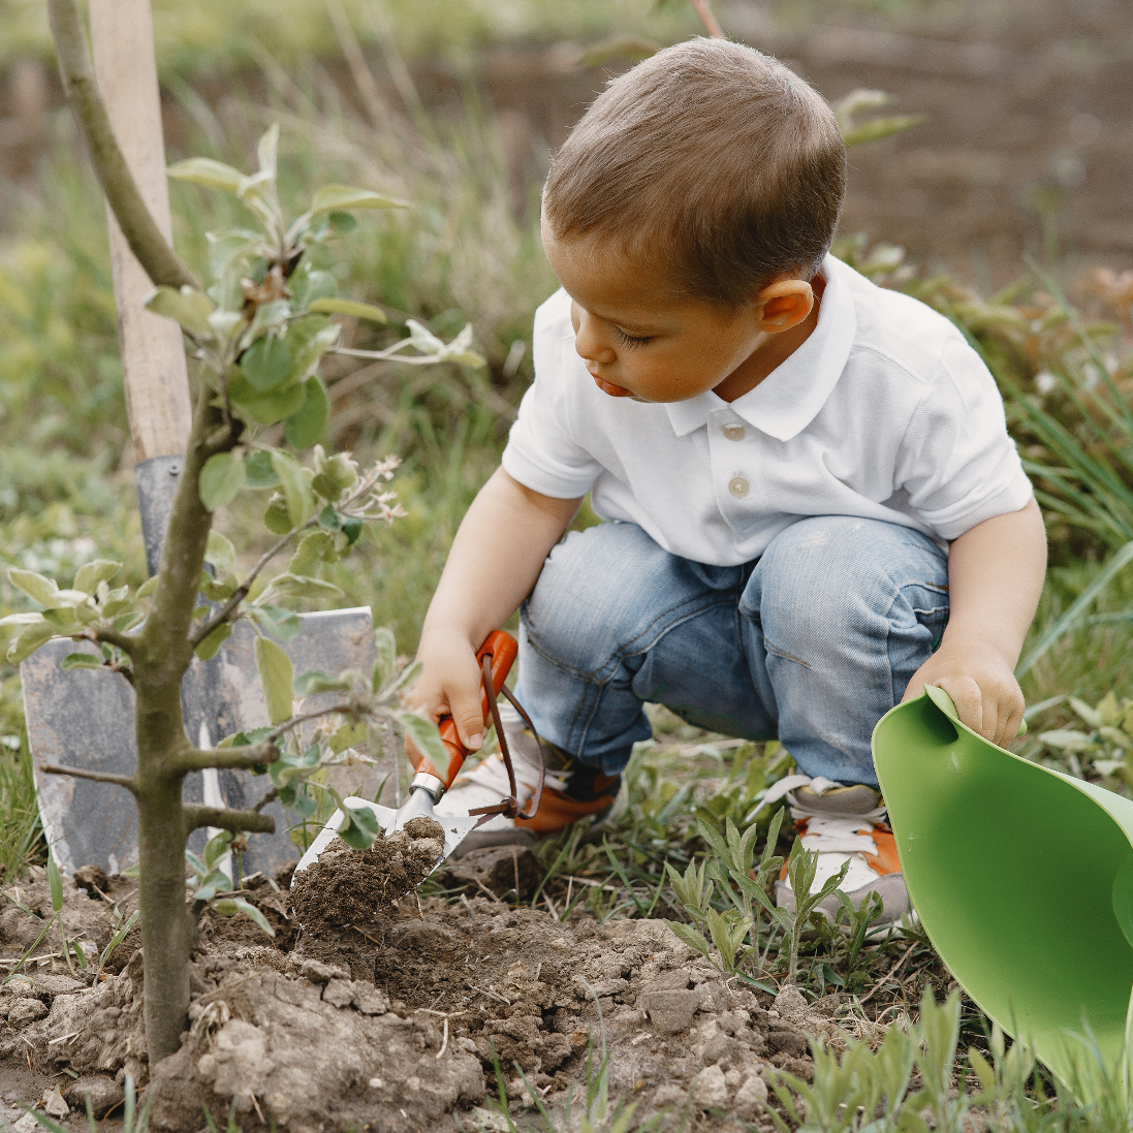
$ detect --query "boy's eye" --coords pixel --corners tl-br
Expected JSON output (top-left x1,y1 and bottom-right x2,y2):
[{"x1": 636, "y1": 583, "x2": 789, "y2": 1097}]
[{"x1": 614, "y1": 327, "x2": 653, "y2": 350}]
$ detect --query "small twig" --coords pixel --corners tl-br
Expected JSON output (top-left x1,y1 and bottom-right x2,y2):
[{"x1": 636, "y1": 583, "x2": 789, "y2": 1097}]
[
  {"x1": 41, "y1": 765, "x2": 137, "y2": 792},
  {"x1": 47, "y1": 1032, "x2": 82, "y2": 1046},
  {"x1": 471, "y1": 985, "x2": 511, "y2": 1007},
  {"x1": 543, "y1": 893, "x2": 560, "y2": 923},
  {"x1": 471, "y1": 878, "x2": 504, "y2": 905},
  {"x1": 188, "y1": 525, "x2": 308, "y2": 647},
  {"x1": 436, "y1": 1017, "x2": 449, "y2": 1059},
  {"x1": 859, "y1": 943, "x2": 917, "y2": 1005},
  {"x1": 252, "y1": 786, "x2": 280, "y2": 814}
]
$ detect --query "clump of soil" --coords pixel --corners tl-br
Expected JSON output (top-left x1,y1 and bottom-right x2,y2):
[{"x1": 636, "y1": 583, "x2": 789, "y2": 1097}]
[{"x1": 290, "y1": 816, "x2": 445, "y2": 928}]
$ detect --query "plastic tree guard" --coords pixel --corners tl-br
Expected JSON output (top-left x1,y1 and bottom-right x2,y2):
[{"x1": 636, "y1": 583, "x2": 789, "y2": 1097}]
[{"x1": 874, "y1": 686, "x2": 1133, "y2": 1084}]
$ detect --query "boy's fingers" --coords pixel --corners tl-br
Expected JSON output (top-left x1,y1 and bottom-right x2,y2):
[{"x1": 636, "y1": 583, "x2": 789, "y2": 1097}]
[{"x1": 447, "y1": 685, "x2": 486, "y2": 753}]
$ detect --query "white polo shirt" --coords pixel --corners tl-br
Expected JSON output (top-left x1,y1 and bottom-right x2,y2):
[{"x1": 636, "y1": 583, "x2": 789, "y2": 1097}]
[{"x1": 502, "y1": 254, "x2": 1033, "y2": 567}]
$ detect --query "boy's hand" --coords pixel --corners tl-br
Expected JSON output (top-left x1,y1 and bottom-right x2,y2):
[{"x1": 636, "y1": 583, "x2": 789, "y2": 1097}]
[
  {"x1": 901, "y1": 633, "x2": 1025, "y2": 748},
  {"x1": 406, "y1": 631, "x2": 488, "y2": 762}
]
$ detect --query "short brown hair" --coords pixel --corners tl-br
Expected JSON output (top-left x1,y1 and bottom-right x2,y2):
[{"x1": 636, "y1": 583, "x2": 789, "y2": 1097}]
[{"x1": 542, "y1": 38, "x2": 846, "y2": 306}]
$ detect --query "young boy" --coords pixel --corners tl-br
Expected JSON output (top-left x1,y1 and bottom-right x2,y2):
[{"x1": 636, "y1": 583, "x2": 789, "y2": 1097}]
[{"x1": 412, "y1": 38, "x2": 1047, "y2": 922}]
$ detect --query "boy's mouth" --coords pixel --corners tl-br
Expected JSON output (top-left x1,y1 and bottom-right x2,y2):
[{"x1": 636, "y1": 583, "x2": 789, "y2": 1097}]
[{"x1": 591, "y1": 373, "x2": 633, "y2": 397}]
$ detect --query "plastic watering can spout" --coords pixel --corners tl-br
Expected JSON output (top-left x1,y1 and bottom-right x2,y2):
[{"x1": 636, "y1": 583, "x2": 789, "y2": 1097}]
[{"x1": 873, "y1": 687, "x2": 1133, "y2": 1084}]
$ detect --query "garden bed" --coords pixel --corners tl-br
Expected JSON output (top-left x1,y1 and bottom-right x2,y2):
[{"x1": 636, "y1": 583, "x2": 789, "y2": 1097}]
[{"x1": 0, "y1": 851, "x2": 929, "y2": 1132}]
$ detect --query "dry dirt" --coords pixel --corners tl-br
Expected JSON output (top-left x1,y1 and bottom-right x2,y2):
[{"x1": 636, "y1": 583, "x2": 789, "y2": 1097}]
[{"x1": 0, "y1": 854, "x2": 900, "y2": 1132}]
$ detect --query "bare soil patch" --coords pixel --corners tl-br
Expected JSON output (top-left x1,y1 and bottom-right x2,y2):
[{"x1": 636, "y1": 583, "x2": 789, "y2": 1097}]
[{"x1": 0, "y1": 854, "x2": 908, "y2": 1131}]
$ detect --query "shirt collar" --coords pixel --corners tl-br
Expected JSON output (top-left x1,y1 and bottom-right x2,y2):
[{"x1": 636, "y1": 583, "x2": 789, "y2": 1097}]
[{"x1": 664, "y1": 254, "x2": 857, "y2": 441}]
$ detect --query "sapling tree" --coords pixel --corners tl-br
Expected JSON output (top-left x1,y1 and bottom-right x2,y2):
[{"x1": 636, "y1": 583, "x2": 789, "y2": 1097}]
[{"x1": 1, "y1": 0, "x2": 472, "y2": 1065}]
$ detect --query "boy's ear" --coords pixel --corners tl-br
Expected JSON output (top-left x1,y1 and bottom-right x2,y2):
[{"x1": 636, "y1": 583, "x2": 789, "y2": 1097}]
[{"x1": 754, "y1": 279, "x2": 814, "y2": 333}]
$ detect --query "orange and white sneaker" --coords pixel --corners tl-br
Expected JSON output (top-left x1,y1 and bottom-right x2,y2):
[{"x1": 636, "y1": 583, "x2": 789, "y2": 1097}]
[
  {"x1": 762, "y1": 773, "x2": 909, "y2": 925},
  {"x1": 435, "y1": 702, "x2": 623, "y2": 857}
]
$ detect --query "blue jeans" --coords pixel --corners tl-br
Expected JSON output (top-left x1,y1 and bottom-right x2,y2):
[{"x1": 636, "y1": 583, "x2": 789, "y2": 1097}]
[{"x1": 514, "y1": 517, "x2": 949, "y2": 788}]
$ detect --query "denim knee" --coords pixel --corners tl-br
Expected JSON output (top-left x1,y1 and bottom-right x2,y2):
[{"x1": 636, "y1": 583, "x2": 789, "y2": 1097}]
[{"x1": 521, "y1": 522, "x2": 734, "y2": 682}]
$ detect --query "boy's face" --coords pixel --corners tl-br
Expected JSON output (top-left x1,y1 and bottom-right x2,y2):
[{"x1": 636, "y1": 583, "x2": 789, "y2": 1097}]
[{"x1": 541, "y1": 221, "x2": 816, "y2": 404}]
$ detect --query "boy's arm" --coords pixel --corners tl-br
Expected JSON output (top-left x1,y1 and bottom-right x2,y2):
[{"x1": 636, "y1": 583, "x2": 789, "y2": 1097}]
[
  {"x1": 411, "y1": 466, "x2": 583, "y2": 752},
  {"x1": 902, "y1": 497, "x2": 1047, "y2": 746}
]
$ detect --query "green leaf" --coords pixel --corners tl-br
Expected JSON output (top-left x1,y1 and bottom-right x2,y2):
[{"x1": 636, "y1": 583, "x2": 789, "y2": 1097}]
[
  {"x1": 293, "y1": 669, "x2": 351, "y2": 696},
  {"x1": 0, "y1": 612, "x2": 45, "y2": 627},
  {"x1": 136, "y1": 576, "x2": 159, "y2": 600},
  {"x1": 284, "y1": 377, "x2": 330, "y2": 449},
  {"x1": 167, "y1": 157, "x2": 245, "y2": 193},
  {"x1": 245, "y1": 450, "x2": 281, "y2": 489},
  {"x1": 241, "y1": 335, "x2": 293, "y2": 393},
  {"x1": 74, "y1": 559, "x2": 121, "y2": 595},
  {"x1": 213, "y1": 897, "x2": 275, "y2": 937},
  {"x1": 47, "y1": 853, "x2": 64, "y2": 913},
  {"x1": 194, "y1": 621, "x2": 233, "y2": 662},
  {"x1": 288, "y1": 531, "x2": 334, "y2": 577},
  {"x1": 234, "y1": 379, "x2": 306, "y2": 426},
  {"x1": 7, "y1": 568, "x2": 59, "y2": 607},
  {"x1": 307, "y1": 297, "x2": 388, "y2": 323},
  {"x1": 205, "y1": 530, "x2": 237, "y2": 575},
  {"x1": 402, "y1": 712, "x2": 449, "y2": 780},
  {"x1": 207, "y1": 230, "x2": 259, "y2": 279},
  {"x1": 61, "y1": 652, "x2": 104, "y2": 670},
  {"x1": 204, "y1": 830, "x2": 233, "y2": 871},
  {"x1": 254, "y1": 636, "x2": 294, "y2": 725},
  {"x1": 144, "y1": 285, "x2": 215, "y2": 339},
  {"x1": 289, "y1": 263, "x2": 337, "y2": 308},
  {"x1": 43, "y1": 605, "x2": 97, "y2": 629},
  {"x1": 664, "y1": 920, "x2": 713, "y2": 960},
  {"x1": 373, "y1": 626, "x2": 397, "y2": 689},
  {"x1": 199, "y1": 452, "x2": 246, "y2": 512},
  {"x1": 309, "y1": 184, "x2": 410, "y2": 214},
  {"x1": 7, "y1": 620, "x2": 56, "y2": 664},
  {"x1": 1039, "y1": 728, "x2": 1097, "y2": 751},
  {"x1": 271, "y1": 451, "x2": 315, "y2": 528},
  {"x1": 260, "y1": 573, "x2": 344, "y2": 602},
  {"x1": 247, "y1": 605, "x2": 301, "y2": 644},
  {"x1": 330, "y1": 720, "x2": 368, "y2": 753},
  {"x1": 337, "y1": 803, "x2": 381, "y2": 851},
  {"x1": 264, "y1": 496, "x2": 293, "y2": 535}
]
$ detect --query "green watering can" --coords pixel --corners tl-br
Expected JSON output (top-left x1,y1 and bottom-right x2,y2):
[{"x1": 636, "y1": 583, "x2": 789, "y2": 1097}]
[{"x1": 873, "y1": 687, "x2": 1133, "y2": 1083}]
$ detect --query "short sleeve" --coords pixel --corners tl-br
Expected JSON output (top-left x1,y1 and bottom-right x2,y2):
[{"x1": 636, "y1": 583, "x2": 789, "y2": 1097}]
[
  {"x1": 897, "y1": 336, "x2": 1033, "y2": 540},
  {"x1": 501, "y1": 291, "x2": 602, "y2": 499}
]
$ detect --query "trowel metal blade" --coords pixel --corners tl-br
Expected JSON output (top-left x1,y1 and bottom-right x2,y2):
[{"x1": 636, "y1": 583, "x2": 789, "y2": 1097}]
[{"x1": 292, "y1": 797, "x2": 479, "y2": 882}]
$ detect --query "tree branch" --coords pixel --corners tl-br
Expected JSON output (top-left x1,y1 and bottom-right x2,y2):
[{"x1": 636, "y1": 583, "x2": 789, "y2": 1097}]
[
  {"x1": 174, "y1": 745, "x2": 277, "y2": 773},
  {"x1": 41, "y1": 764, "x2": 138, "y2": 793},
  {"x1": 183, "y1": 806, "x2": 275, "y2": 835},
  {"x1": 89, "y1": 626, "x2": 139, "y2": 656},
  {"x1": 46, "y1": 0, "x2": 197, "y2": 291}
]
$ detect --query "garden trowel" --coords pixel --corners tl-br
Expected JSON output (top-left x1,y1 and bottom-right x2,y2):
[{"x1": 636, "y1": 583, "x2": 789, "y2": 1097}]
[
  {"x1": 294, "y1": 629, "x2": 535, "y2": 883},
  {"x1": 874, "y1": 686, "x2": 1133, "y2": 1087}
]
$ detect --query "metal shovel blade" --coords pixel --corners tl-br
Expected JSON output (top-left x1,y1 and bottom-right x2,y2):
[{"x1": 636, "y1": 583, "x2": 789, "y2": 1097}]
[{"x1": 292, "y1": 794, "x2": 479, "y2": 882}]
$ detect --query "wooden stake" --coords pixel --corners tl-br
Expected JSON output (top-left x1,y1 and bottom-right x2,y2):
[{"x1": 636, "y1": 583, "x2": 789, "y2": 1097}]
[{"x1": 89, "y1": 0, "x2": 190, "y2": 463}]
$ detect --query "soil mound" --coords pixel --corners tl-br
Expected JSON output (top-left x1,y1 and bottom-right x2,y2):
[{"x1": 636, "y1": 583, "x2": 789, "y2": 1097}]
[{"x1": 290, "y1": 817, "x2": 445, "y2": 928}]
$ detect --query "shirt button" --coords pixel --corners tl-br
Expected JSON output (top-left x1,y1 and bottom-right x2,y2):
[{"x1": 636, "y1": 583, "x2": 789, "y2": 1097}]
[
  {"x1": 722, "y1": 424, "x2": 745, "y2": 441},
  {"x1": 728, "y1": 476, "x2": 749, "y2": 498}
]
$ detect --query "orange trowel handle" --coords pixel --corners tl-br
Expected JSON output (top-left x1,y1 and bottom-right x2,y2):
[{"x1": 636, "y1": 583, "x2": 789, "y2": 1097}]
[{"x1": 416, "y1": 630, "x2": 518, "y2": 790}]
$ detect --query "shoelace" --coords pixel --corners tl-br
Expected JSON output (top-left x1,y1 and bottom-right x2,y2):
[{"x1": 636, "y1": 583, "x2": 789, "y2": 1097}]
[{"x1": 758, "y1": 772, "x2": 888, "y2": 853}]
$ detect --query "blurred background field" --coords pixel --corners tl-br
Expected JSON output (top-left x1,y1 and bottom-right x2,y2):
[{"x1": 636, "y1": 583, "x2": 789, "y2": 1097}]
[{"x1": 0, "y1": 0, "x2": 1130, "y2": 887}]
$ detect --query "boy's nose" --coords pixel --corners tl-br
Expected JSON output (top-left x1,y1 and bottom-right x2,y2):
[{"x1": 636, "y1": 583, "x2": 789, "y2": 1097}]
[{"x1": 572, "y1": 308, "x2": 616, "y2": 365}]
